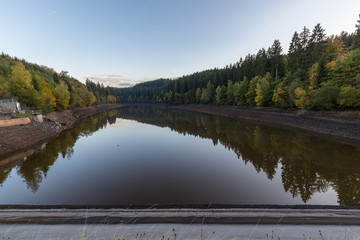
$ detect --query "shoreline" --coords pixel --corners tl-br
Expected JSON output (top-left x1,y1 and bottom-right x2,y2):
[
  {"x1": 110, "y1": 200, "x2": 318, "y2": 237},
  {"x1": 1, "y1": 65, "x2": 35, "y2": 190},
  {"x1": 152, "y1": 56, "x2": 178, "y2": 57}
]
[
  {"x1": 0, "y1": 104, "x2": 122, "y2": 158},
  {"x1": 1, "y1": 104, "x2": 360, "y2": 224},
  {"x1": 1, "y1": 103, "x2": 360, "y2": 160},
  {"x1": 164, "y1": 104, "x2": 360, "y2": 144}
]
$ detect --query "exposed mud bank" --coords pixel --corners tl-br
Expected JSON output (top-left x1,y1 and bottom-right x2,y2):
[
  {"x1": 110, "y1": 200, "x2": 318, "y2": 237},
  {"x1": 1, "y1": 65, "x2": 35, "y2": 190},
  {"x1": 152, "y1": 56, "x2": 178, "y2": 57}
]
[
  {"x1": 162, "y1": 104, "x2": 360, "y2": 143},
  {"x1": 1, "y1": 103, "x2": 359, "y2": 159},
  {"x1": 0, "y1": 104, "x2": 122, "y2": 158}
]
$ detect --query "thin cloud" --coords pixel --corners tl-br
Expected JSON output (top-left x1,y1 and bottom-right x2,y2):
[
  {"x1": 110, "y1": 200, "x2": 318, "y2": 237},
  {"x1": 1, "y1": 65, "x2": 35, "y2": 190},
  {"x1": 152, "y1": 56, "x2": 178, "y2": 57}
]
[
  {"x1": 107, "y1": 74, "x2": 125, "y2": 78},
  {"x1": 47, "y1": 10, "x2": 58, "y2": 16},
  {"x1": 117, "y1": 83, "x2": 132, "y2": 87},
  {"x1": 86, "y1": 74, "x2": 134, "y2": 88},
  {"x1": 86, "y1": 75, "x2": 162, "y2": 88}
]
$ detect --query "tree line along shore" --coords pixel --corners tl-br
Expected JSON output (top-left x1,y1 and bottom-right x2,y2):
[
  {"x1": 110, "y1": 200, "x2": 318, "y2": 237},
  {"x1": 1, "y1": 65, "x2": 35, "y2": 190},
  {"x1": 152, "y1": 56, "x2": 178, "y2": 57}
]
[
  {"x1": 1, "y1": 16, "x2": 360, "y2": 159},
  {"x1": 116, "y1": 16, "x2": 360, "y2": 111},
  {"x1": 0, "y1": 103, "x2": 359, "y2": 168},
  {"x1": 1, "y1": 16, "x2": 360, "y2": 114}
]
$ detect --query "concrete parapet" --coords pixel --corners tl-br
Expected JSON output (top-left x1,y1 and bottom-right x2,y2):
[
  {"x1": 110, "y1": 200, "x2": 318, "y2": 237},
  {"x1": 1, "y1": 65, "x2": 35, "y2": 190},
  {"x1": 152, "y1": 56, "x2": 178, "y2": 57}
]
[
  {"x1": 0, "y1": 117, "x2": 31, "y2": 127},
  {"x1": 33, "y1": 114, "x2": 43, "y2": 123}
]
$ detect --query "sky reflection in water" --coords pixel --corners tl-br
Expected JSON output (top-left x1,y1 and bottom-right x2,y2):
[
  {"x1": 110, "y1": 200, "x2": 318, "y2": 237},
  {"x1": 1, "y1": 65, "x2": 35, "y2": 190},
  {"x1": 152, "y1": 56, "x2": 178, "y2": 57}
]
[{"x1": 0, "y1": 107, "x2": 359, "y2": 205}]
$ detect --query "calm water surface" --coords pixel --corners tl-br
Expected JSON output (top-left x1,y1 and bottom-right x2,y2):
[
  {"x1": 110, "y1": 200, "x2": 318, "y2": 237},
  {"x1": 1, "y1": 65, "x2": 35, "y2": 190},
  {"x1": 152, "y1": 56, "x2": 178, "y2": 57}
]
[{"x1": 0, "y1": 107, "x2": 359, "y2": 205}]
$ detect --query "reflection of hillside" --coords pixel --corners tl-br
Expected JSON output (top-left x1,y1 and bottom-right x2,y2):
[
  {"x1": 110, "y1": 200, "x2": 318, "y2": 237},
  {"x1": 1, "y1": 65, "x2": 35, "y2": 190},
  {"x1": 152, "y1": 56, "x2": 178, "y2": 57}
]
[
  {"x1": 0, "y1": 162, "x2": 16, "y2": 187},
  {"x1": 1, "y1": 107, "x2": 359, "y2": 204},
  {"x1": 0, "y1": 109, "x2": 118, "y2": 192},
  {"x1": 117, "y1": 107, "x2": 360, "y2": 205}
]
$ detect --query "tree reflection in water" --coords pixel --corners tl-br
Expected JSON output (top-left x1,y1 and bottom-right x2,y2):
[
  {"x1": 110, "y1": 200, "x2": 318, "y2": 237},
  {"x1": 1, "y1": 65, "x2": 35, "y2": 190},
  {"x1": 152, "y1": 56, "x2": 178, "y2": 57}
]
[
  {"x1": 0, "y1": 109, "x2": 118, "y2": 192},
  {"x1": 0, "y1": 107, "x2": 359, "y2": 204},
  {"x1": 117, "y1": 107, "x2": 360, "y2": 205}
]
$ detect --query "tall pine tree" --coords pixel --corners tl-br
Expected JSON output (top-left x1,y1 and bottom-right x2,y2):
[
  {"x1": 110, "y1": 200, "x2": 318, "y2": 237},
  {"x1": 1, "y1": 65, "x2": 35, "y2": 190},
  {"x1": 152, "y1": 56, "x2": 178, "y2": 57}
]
[
  {"x1": 288, "y1": 31, "x2": 302, "y2": 73},
  {"x1": 268, "y1": 40, "x2": 284, "y2": 79},
  {"x1": 353, "y1": 14, "x2": 360, "y2": 49},
  {"x1": 299, "y1": 26, "x2": 311, "y2": 70},
  {"x1": 309, "y1": 24, "x2": 326, "y2": 64}
]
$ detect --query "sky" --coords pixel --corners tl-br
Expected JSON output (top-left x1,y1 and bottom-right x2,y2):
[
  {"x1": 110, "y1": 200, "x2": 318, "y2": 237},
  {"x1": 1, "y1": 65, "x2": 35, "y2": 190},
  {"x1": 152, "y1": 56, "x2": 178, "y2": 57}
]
[{"x1": 1, "y1": 0, "x2": 360, "y2": 88}]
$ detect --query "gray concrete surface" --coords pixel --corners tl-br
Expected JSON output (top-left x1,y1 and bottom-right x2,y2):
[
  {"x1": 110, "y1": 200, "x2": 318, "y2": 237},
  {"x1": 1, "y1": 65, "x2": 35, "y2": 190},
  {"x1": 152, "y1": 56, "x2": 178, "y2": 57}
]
[
  {"x1": 1, "y1": 208, "x2": 360, "y2": 225},
  {"x1": 1, "y1": 208, "x2": 360, "y2": 239},
  {"x1": 0, "y1": 224, "x2": 360, "y2": 239}
]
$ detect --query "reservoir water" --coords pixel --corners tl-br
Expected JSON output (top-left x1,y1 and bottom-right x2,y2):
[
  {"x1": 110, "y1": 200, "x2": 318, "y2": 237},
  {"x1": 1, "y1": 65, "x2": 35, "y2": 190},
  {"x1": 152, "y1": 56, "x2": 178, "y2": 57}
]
[{"x1": 0, "y1": 107, "x2": 359, "y2": 205}]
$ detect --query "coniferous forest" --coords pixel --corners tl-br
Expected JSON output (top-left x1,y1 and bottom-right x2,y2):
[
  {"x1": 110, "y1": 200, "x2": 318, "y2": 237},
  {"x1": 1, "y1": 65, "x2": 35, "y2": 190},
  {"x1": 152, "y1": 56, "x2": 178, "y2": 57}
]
[{"x1": 116, "y1": 16, "x2": 360, "y2": 110}]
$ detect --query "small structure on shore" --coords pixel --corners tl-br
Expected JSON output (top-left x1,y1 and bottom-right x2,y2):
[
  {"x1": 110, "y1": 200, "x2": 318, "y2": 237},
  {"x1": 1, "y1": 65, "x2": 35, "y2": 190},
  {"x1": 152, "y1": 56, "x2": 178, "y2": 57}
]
[
  {"x1": 0, "y1": 98, "x2": 40, "y2": 115},
  {"x1": 0, "y1": 97, "x2": 43, "y2": 124},
  {"x1": 0, "y1": 98, "x2": 19, "y2": 114},
  {"x1": 33, "y1": 114, "x2": 43, "y2": 123},
  {"x1": 0, "y1": 105, "x2": 13, "y2": 120},
  {"x1": 0, "y1": 98, "x2": 42, "y2": 114}
]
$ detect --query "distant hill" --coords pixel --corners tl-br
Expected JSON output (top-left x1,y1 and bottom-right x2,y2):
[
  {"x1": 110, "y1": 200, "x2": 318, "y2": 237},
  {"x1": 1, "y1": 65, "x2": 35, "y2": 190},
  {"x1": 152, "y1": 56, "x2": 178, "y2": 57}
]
[{"x1": 115, "y1": 78, "x2": 170, "y2": 103}]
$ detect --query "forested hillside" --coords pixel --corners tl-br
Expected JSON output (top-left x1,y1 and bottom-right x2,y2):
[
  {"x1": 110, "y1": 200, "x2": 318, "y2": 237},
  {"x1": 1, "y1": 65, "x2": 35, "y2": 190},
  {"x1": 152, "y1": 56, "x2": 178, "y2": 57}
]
[
  {"x1": 116, "y1": 78, "x2": 170, "y2": 103},
  {"x1": 116, "y1": 16, "x2": 360, "y2": 110},
  {"x1": 0, "y1": 54, "x2": 117, "y2": 112}
]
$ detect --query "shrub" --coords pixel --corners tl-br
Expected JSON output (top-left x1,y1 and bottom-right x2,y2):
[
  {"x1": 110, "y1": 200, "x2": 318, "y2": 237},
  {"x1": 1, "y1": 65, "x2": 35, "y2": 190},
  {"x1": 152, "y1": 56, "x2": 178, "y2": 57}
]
[
  {"x1": 337, "y1": 85, "x2": 360, "y2": 108},
  {"x1": 308, "y1": 85, "x2": 340, "y2": 110}
]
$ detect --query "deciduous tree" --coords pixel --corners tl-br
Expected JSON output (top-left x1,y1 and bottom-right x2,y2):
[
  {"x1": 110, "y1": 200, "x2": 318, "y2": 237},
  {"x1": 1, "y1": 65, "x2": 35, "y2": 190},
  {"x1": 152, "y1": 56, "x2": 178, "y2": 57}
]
[{"x1": 54, "y1": 81, "x2": 71, "y2": 110}]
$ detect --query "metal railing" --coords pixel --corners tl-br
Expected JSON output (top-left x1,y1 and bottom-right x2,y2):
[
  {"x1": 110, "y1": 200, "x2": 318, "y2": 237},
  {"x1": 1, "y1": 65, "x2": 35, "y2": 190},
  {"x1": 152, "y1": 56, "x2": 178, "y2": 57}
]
[
  {"x1": 31, "y1": 110, "x2": 43, "y2": 115},
  {"x1": 0, "y1": 98, "x2": 14, "y2": 104}
]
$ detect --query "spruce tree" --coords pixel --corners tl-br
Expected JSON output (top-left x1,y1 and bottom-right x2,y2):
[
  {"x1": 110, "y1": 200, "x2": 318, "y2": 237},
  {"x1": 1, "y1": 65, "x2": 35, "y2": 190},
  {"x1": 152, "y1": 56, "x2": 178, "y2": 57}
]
[
  {"x1": 268, "y1": 40, "x2": 283, "y2": 79},
  {"x1": 288, "y1": 32, "x2": 302, "y2": 73},
  {"x1": 353, "y1": 14, "x2": 360, "y2": 49},
  {"x1": 299, "y1": 26, "x2": 311, "y2": 70},
  {"x1": 309, "y1": 24, "x2": 326, "y2": 64}
]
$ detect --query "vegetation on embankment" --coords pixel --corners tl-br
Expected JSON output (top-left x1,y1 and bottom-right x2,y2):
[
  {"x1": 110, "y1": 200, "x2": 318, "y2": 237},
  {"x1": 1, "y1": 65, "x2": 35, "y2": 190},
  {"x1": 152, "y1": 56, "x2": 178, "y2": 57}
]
[
  {"x1": 116, "y1": 15, "x2": 360, "y2": 111},
  {"x1": 0, "y1": 54, "x2": 118, "y2": 113},
  {"x1": 0, "y1": 104, "x2": 121, "y2": 157}
]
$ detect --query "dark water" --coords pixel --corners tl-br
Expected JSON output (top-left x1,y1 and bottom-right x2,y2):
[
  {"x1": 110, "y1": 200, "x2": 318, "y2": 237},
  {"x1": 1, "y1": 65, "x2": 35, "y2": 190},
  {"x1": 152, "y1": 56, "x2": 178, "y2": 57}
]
[{"x1": 0, "y1": 107, "x2": 359, "y2": 205}]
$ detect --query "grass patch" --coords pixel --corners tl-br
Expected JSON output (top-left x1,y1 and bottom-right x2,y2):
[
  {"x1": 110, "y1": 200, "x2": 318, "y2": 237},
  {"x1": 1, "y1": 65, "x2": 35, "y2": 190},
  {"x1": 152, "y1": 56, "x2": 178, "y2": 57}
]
[{"x1": 15, "y1": 113, "x2": 32, "y2": 118}]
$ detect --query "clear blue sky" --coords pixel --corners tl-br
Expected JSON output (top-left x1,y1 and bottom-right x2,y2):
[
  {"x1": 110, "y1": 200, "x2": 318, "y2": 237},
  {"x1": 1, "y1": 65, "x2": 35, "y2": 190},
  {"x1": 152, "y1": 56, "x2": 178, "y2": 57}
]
[{"x1": 1, "y1": 0, "x2": 360, "y2": 87}]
